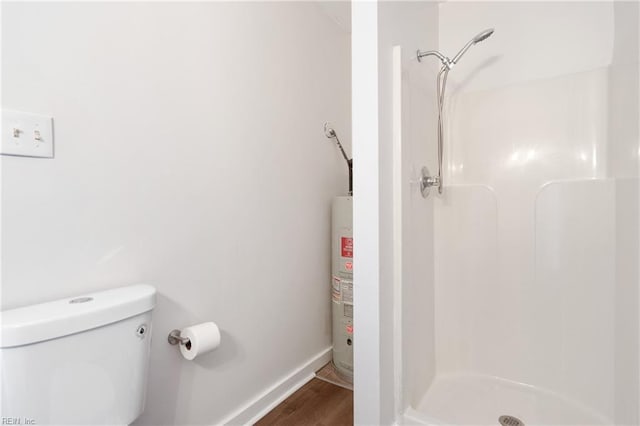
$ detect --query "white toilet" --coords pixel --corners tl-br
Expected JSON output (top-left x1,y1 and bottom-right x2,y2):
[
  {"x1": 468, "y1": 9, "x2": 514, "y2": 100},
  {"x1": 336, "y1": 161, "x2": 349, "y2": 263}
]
[{"x1": 0, "y1": 284, "x2": 156, "y2": 425}]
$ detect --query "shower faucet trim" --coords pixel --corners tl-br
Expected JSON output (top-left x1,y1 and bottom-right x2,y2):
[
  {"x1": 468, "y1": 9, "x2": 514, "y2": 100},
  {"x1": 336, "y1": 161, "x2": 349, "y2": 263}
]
[{"x1": 416, "y1": 28, "x2": 494, "y2": 197}]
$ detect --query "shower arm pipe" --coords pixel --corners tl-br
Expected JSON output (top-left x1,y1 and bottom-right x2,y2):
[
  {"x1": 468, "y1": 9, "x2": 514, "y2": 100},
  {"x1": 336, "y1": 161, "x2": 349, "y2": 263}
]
[{"x1": 416, "y1": 50, "x2": 453, "y2": 69}]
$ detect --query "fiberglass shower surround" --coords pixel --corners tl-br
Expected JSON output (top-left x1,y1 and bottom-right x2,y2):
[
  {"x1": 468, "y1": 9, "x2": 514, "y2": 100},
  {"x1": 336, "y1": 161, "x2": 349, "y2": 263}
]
[
  {"x1": 416, "y1": 28, "x2": 494, "y2": 197},
  {"x1": 397, "y1": 1, "x2": 639, "y2": 425}
]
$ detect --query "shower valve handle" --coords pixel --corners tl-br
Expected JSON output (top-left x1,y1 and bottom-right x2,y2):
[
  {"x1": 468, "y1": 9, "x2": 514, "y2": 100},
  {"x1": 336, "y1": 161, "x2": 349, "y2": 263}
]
[{"x1": 420, "y1": 167, "x2": 440, "y2": 198}]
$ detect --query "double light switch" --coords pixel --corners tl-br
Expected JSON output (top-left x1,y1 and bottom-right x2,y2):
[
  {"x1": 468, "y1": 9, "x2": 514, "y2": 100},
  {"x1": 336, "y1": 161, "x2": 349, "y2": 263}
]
[{"x1": 2, "y1": 110, "x2": 54, "y2": 158}]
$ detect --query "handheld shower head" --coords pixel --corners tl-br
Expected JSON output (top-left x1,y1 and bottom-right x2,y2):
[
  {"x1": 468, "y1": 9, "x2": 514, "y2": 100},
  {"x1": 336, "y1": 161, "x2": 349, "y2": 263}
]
[
  {"x1": 416, "y1": 27, "x2": 494, "y2": 198},
  {"x1": 473, "y1": 28, "x2": 494, "y2": 43},
  {"x1": 450, "y1": 28, "x2": 494, "y2": 65}
]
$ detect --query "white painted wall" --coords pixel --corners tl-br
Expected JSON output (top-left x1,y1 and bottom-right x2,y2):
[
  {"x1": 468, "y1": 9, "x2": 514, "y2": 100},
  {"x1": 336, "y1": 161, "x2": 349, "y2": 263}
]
[
  {"x1": 351, "y1": 2, "x2": 381, "y2": 424},
  {"x1": 1, "y1": 2, "x2": 350, "y2": 424}
]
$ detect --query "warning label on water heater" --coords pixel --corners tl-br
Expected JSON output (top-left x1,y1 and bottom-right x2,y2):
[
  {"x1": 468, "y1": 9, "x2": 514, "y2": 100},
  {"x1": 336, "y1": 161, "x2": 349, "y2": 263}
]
[
  {"x1": 332, "y1": 276, "x2": 342, "y2": 302},
  {"x1": 341, "y1": 237, "x2": 353, "y2": 258},
  {"x1": 341, "y1": 279, "x2": 353, "y2": 304}
]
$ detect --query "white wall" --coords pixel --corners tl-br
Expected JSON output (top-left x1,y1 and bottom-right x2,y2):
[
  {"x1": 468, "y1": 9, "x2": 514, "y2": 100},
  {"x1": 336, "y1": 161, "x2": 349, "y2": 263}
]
[
  {"x1": 1, "y1": 2, "x2": 351, "y2": 424},
  {"x1": 352, "y1": 2, "x2": 382, "y2": 424}
]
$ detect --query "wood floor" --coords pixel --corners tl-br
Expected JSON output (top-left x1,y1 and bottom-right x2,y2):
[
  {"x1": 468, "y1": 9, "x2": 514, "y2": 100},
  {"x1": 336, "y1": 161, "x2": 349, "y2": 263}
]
[{"x1": 255, "y1": 378, "x2": 354, "y2": 426}]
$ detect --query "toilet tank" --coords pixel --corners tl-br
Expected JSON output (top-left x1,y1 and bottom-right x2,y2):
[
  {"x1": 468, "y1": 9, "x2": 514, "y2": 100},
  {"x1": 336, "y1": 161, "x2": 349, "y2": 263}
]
[{"x1": 0, "y1": 284, "x2": 156, "y2": 425}]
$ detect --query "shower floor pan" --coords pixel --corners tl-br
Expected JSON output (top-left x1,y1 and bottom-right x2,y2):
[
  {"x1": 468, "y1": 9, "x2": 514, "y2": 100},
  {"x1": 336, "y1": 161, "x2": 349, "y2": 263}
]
[{"x1": 404, "y1": 374, "x2": 610, "y2": 426}]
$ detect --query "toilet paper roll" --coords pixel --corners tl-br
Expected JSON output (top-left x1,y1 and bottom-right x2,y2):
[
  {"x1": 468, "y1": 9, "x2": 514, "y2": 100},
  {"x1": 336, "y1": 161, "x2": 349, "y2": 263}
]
[{"x1": 179, "y1": 322, "x2": 221, "y2": 360}]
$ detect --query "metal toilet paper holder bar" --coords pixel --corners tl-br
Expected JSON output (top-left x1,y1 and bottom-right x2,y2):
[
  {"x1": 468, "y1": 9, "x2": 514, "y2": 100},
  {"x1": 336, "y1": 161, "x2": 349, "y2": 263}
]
[{"x1": 168, "y1": 329, "x2": 191, "y2": 348}]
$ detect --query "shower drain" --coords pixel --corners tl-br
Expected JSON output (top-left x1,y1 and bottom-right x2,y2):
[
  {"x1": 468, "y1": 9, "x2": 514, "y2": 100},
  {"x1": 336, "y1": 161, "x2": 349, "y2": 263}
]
[{"x1": 498, "y1": 415, "x2": 524, "y2": 426}]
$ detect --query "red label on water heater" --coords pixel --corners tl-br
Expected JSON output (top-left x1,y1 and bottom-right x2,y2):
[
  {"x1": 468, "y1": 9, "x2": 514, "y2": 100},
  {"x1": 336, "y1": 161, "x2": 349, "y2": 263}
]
[{"x1": 341, "y1": 237, "x2": 353, "y2": 258}]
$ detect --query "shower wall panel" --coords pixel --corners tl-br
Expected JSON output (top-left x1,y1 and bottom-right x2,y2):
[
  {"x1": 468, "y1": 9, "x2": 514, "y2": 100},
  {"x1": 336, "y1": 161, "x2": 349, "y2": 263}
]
[
  {"x1": 400, "y1": 64, "x2": 437, "y2": 408},
  {"x1": 438, "y1": 2, "x2": 614, "y2": 93},
  {"x1": 425, "y1": 1, "x2": 636, "y2": 423},
  {"x1": 535, "y1": 180, "x2": 615, "y2": 418},
  {"x1": 614, "y1": 178, "x2": 639, "y2": 425},
  {"x1": 397, "y1": 24, "x2": 439, "y2": 412},
  {"x1": 433, "y1": 185, "x2": 498, "y2": 375},
  {"x1": 609, "y1": 4, "x2": 639, "y2": 424}
]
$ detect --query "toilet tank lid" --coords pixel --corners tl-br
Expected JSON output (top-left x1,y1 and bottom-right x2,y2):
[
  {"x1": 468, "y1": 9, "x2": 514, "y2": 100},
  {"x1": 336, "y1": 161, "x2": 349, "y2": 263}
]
[{"x1": 1, "y1": 284, "x2": 157, "y2": 348}]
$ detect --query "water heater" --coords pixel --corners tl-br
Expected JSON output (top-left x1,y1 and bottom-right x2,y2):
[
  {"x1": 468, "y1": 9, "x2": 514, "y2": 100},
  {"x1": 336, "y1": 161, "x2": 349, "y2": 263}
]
[
  {"x1": 331, "y1": 196, "x2": 353, "y2": 380},
  {"x1": 324, "y1": 122, "x2": 353, "y2": 381}
]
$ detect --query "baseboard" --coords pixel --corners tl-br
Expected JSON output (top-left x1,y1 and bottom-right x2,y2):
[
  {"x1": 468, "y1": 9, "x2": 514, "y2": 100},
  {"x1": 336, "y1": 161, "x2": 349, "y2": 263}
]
[{"x1": 221, "y1": 346, "x2": 332, "y2": 425}]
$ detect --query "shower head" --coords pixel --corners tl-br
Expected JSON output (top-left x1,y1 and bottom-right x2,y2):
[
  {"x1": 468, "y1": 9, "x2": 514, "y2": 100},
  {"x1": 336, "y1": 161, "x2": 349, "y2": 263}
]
[
  {"x1": 417, "y1": 28, "x2": 494, "y2": 69},
  {"x1": 473, "y1": 28, "x2": 494, "y2": 43},
  {"x1": 450, "y1": 28, "x2": 494, "y2": 65}
]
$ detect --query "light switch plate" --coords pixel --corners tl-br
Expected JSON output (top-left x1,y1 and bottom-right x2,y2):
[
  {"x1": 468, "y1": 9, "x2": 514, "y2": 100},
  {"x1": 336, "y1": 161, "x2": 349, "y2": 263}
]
[{"x1": 2, "y1": 110, "x2": 54, "y2": 158}]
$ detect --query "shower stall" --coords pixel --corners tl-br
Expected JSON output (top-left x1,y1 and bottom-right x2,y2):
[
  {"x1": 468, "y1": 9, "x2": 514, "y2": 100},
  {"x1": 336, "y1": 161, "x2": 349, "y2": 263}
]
[{"x1": 354, "y1": 1, "x2": 639, "y2": 425}]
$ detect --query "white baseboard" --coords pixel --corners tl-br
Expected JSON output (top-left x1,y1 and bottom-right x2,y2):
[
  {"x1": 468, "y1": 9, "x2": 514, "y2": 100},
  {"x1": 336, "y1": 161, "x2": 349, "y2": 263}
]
[{"x1": 221, "y1": 346, "x2": 332, "y2": 425}]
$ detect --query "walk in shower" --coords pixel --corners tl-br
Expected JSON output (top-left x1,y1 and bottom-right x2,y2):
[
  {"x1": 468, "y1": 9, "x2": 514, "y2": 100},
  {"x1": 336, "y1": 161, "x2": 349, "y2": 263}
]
[{"x1": 393, "y1": 2, "x2": 640, "y2": 425}]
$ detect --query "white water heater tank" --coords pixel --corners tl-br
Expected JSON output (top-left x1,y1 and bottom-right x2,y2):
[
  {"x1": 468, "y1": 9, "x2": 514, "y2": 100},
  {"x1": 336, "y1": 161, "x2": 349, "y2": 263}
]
[{"x1": 331, "y1": 195, "x2": 353, "y2": 381}]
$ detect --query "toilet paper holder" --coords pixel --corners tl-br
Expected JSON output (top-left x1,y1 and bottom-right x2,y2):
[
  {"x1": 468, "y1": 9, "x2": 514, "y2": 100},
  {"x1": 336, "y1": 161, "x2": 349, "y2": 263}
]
[{"x1": 168, "y1": 329, "x2": 191, "y2": 347}]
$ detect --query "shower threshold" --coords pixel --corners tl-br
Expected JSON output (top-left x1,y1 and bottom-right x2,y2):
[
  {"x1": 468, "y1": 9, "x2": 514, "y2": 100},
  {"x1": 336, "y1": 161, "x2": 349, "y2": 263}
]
[{"x1": 404, "y1": 373, "x2": 611, "y2": 426}]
